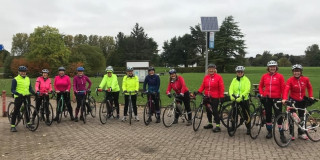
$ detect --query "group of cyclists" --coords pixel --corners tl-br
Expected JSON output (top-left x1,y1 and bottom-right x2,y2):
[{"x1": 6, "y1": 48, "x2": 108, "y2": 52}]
[{"x1": 9, "y1": 60, "x2": 314, "y2": 143}]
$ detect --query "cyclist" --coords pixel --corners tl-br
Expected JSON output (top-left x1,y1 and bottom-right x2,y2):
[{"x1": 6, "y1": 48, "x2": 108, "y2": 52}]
[
  {"x1": 258, "y1": 60, "x2": 285, "y2": 139},
  {"x1": 98, "y1": 66, "x2": 120, "y2": 119},
  {"x1": 228, "y1": 66, "x2": 251, "y2": 135},
  {"x1": 143, "y1": 66, "x2": 161, "y2": 123},
  {"x1": 166, "y1": 68, "x2": 192, "y2": 126},
  {"x1": 73, "y1": 67, "x2": 92, "y2": 122},
  {"x1": 34, "y1": 69, "x2": 52, "y2": 124},
  {"x1": 53, "y1": 66, "x2": 74, "y2": 121},
  {"x1": 282, "y1": 64, "x2": 314, "y2": 140},
  {"x1": 197, "y1": 64, "x2": 225, "y2": 132},
  {"x1": 10, "y1": 66, "x2": 36, "y2": 132},
  {"x1": 122, "y1": 67, "x2": 139, "y2": 121}
]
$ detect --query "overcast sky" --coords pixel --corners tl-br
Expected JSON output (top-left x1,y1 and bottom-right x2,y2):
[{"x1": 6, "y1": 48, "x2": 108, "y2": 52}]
[{"x1": 1, "y1": 0, "x2": 320, "y2": 57}]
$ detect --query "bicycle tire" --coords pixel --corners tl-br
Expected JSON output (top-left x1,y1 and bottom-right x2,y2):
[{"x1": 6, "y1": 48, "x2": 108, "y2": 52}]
[
  {"x1": 81, "y1": 100, "x2": 86, "y2": 124},
  {"x1": 45, "y1": 103, "x2": 54, "y2": 126},
  {"x1": 305, "y1": 110, "x2": 320, "y2": 142},
  {"x1": 57, "y1": 99, "x2": 64, "y2": 123},
  {"x1": 27, "y1": 105, "x2": 39, "y2": 132},
  {"x1": 193, "y1": 105, "x2": 204, "y2": 131},
  {"x1": 89, "y1": 96, "x2": 97, "y2": 118},
  {"x1": 129, "y1": 101, "x2": 133, "y2": 125},
  {"x1": 273, "y1": 113, "x2": 292, "y2": 147},
  {"x1": 220, "y1": 103, "x2": 232, "y2": 128},
  {"x1": 250, "y1": 108, "x2": 262, "y2": 139},
  {"x1": 162, "y1": 105, "x2": 175, "y2": 127},
  {"x1": 7, "y1": 102, "x2": 15, "y2": 123},
  {"x1": 143, "y1": 103, "x2": 151, "y2": 126},
  {"x1": 63, "y1": 106, "x2": 69, "y2": 118},
  {"x1": 227, "y1": 106, "x2": 238, "y2": 137},
  {"x1": 99, "y1": 102, "x2": 107, "y2": 124}
]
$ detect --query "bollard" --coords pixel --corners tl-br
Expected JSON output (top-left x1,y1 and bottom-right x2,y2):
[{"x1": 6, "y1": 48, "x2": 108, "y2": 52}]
[{"x1": 2, "y1": 90, "x2": 7, "y2": 117}]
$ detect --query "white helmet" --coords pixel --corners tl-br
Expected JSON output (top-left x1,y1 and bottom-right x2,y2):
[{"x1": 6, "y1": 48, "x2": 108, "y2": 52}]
[
  {"x1": 267, "y1": 60, "x2": 278, "y2": 67},
  {"x1": 235, "y1": 66, "x2": 245, "y2": 72},
  {"x1": 106, "y1": 66, "x2": 113, "y2": 72},
  {"x1": 292, "y1": 64, "x2": 303, "y2": 71}
]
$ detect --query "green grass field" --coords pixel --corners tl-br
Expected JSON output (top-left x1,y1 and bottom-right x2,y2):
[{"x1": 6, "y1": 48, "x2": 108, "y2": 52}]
[{"x1": 0, "y1": 67, "x2": 319, "y2": 108}]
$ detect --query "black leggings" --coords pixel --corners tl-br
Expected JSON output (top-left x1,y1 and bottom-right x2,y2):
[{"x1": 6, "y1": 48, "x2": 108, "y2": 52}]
[
  {"x1": 124, "y1": 95, "x2": 137, "y2": 116},
  {"x1": 175, "y1": 91, "x2": 192, "y2": 120},
  {"x1": 263, "y1": 98, "x2": 282, "y2": 129},
  {"x1": 106, "y1": 92, "x2": 120, "y2": 115},
  {"x1": 34, "y1": 95, "x2": 50, "y2": 118},
  {"x1": 206, "y1": 98, "x2": 220, "y2": 124},
  {"x1": 148, "y1": 93, "x2": 160, "y2": 117},
  {"x1": 232, "y1": 100, "x2": 250, "y2": 129},
  {"x1": 56, "y1": 92, "x2": 73, "y2": 117},
  {"x1": 11, "y1": 96, "x2": 31, "y2": 125}
]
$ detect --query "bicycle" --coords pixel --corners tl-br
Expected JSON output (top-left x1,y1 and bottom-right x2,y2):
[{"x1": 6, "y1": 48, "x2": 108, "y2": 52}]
[
  {"x1": 218, "y1": 93, "x2": 233, "y2": 128},
  {"x1": 7, "y1": 94, "x2": 15, "y2": 123},
  {"x1": 250, "y1": 95, "x2": 280, "y2": 139},
  {"x1": 55, "y1": 91, "x2": 70, "y2": 123},
  {"x1": 162, "y1": 93, "x2": 196, "y2": 127},
  {"x1": 226, "y1": 94, "x2": 253, "y2": 137},
  {"x1": 273, "y1": 98, "x2": 320, "y2": 147},
  {"x1": 193, "y1": 93, "x2": 209, "y2": 131},
  {"x1": 98, "y1": 89, "x2": 117, "y2": 124},
  {"x1": 85, "y1": 90, "x2": 96, "y2": 118},
  {"x1": 122, "y1": 91, "x2": 138, "y2": 125},
  {"x1": 8, "y1": 95, "x2": 39, "y2": 131},
  {"x1": 35, "y1": 92, "x2": 54, "y2": 126},
  {"x1": 142, "y1": 92, "x2": 161, "y2": 126}
]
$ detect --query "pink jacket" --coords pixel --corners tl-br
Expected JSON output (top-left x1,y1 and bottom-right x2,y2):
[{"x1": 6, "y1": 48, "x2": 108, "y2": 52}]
[
  {"x1": 54, "y1": 75, "x2": 71, "y2": 92},
  {"x1": 35, "y1": 76, "x2": 52, "y2": 94}
]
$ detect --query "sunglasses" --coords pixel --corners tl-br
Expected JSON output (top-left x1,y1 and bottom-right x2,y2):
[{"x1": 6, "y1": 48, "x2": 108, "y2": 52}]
[{"x1": 236, "y1": 71, "x2": 244, "y2": 73}]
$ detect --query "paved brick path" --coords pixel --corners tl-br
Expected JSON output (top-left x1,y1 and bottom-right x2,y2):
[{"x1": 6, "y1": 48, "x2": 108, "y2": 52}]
[{"x1": 1, "y1": 96, "x2": 320, "y2": 159}]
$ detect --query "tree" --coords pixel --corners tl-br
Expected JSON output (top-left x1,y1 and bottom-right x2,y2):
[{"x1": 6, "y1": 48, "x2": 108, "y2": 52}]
[
  {"x1": 74, "y1": 34, "x2": 88, "y2": 45},
  {"x1": 304, "y1": 44, "x2": 320, "y2": 66},
  {"x1": 63, "y1": 35, "x2": 74, "y2": 48},
  {"x1": 0, "y1": 49, "x2": 10, "y2": 67},
  {"x1": 11, "y1": 33, "x2": 29, "y2": 56},
  {"x1": 190, "y1": 25, "x2": 206, "y2": 65},
  {"x1": 209, "y1": 16, "x2": 246, "y2": 72},
  {"x1": 278, "y1": 57, "x2": 291, "y2": 67}
]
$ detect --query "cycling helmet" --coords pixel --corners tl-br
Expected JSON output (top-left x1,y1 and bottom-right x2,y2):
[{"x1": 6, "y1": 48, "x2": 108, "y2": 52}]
[
  {"x1": 106, "y1": 66, "x2": 113, "y2": 72},
  {"x1": 235, "y1": 66, "x2": 245, "y2": 72},
  {"x1": 292, "y1": 64, "x2": 303, "y2": 71},
  {"x1": 267, "y1": 60, "x2": 278, "y2": 67},
  {"x1": 126, "y1": 66, "x2": 134, "y2": 72},
  {"x1": 207, "y1": 64, "x2": 216, "y2": 68},
  {"x1": 18, "y1": 66, "x2": 27, "y2": 72},
  {"x1": 42, "y1": 69, "x2": 49, "y2": 73},
  {"x1": 77, "y1": 67, "x2": 85, "y2": 71},
  {"x1": 58, "y1": 66, "x2": 66, "y2": 71},
  {"x1": 169, "y1": 69, "x2": 176, "y2": 74},
  {"x1": 148, "y1": 66, "x2": 155, "y2": 71}
]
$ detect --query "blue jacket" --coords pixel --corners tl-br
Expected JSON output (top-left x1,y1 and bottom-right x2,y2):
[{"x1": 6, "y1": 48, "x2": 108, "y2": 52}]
[{"x1": 143, "y1": 74, "x2": 160, "y2": 93}]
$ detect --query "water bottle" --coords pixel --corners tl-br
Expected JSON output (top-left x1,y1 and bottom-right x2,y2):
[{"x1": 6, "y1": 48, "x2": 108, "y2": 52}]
[{"x1": 292, "y1": 112, "x2": 300, "y2": 123}]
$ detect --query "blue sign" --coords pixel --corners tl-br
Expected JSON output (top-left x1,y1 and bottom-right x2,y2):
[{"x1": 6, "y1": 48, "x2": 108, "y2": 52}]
[
  {"x1": 208, "y1": 32, "x2": 215, "y2": 49},
  {"x1": 0, "y1": 44, "x2": 3, "y2": 51},
  {"x1": 209, "y1": 42, "x2": 214, "y2": 48}
]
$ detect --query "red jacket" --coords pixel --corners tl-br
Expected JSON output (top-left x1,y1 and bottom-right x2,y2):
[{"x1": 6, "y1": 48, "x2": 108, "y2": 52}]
[
  {"x1": 166, "y1": 76, "x2": 189, "y2": 95},
  {"x1": 198, "y1": 74, "x2": 224, "y2": 98},
  {"x1": 35, "y1": 76, "x2": 52, "y2": 94},
  {"x1": 283, "y1": 76, "x2": 313, "y2": 101},
  {"x1": 259, "y1": 72, "x2": 285, "y2": 98}
]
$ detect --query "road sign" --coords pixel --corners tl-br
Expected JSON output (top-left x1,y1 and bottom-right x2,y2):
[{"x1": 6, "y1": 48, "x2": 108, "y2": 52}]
[
  {"x1": 209, "y1": 32, "x2": 214, "y2": 49},
  {"x1": 0, "y1": 44, "x2": 4, "y2": 51}
]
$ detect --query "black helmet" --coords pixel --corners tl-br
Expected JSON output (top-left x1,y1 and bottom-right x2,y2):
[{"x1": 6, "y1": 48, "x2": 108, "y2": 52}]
[
  {"x1": 18, "y1": 66, "x2": 27, "y2": 72},
  {"x1": 42, "y1": 69, "x2": 49, "y2": 73},
  {"x1": 169, "y1": 69, "x2": 176, "y2": 74},
  {"x1": 148, "y1": 67, "x2": 155, "y2": 71},
  {"x1": 207, "y1": 64, "x2": 216, "y2": 69},
  {"x1": 58, "y1": 66, "x2": 65, "y2": 71}
]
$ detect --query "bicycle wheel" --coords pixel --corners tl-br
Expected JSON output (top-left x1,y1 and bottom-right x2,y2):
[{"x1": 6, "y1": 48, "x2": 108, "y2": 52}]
[
  {"x1": 63, "y1": 106, "x2": 69, "y2": 118},
  {"x1": 162, "y1": 105, "x2": 175, "y2": 127},
  {"x1": 45, "y1": 103, "x2": 54, "y2": 126},
  {"x1": 143, "y1": 103, "x2": 151, "y2": 126},
  {"x1": 89, "y1": 96, "x2": 96, "y2": 118},
  {"x1": 193, "y1": 105, "x2": 204, "y2": 131},
  {"x1": 250, "y1": 108, "x2": 262, "y2": 139},
  {"x1": 27, "y1": 105, "x2": 39, "y2": 131},
  {"x1": 81, "y1": 100, "x2": 86, "y2": 124},
  {"x1": 99, "y1": 102, "x2": 107, "y2": 124},
  {"x1": 129, "y1": 101, "x2": 133, "y2": 125},
  {"x1": 273, "y1": 113, "x2": 292, "y2": 147},
  {"x1": 220, "y1": 103, "x2": 232, "y2": 128},
  {"x1": 57, "y1": 99, "x2": 64, "y2": 123},
  {"x1": 7, "y1": 102, "x2": 15, "y2": 123},
  {"x1": 305, "y1": 110, "x2": 320, "y2": 142},
  {"x1": 227, "y1": 106, "x2": 238, "y2": 137}
]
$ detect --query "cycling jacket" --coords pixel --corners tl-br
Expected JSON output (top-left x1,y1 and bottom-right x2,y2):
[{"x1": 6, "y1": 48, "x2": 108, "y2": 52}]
[
  {"x1": 283, "y1": 76, "x2": 313, "y2": 101},
  {"x1": 54, "y1": 75, "x2": 71, "y2": 92},
  {"x1": 143, "y1": 74, "x2": 160, "y2": 93},
  {"x1": 122, "y1": 75, "x2": 139, "y2": 95},
  {"x1": 99, "y1": 73, "x2": 120, "y2": 92},
  {"x1": 258, "y1": 72, "x2": 285, "y2": 98},
  {"x1": 73, "y1": 75, "x2": 92, "y2": 92},
  {"x1": 35, "y1": 76, "x2": 52, "y2": 94},
  {"x1": 229, "y1": 76, "x2": 251, "y2": 101},
  {"x1": 166, "y1": 75, "x2": 189, "y2": 95},
  {"x1": 11, "y1": 75, "x2": 34, "y2": 98},
  {"x1": 198, "y1": 73, "x2": 224, "y2": 98}
]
